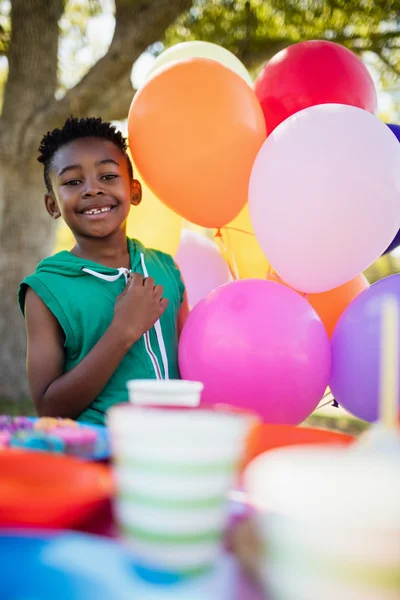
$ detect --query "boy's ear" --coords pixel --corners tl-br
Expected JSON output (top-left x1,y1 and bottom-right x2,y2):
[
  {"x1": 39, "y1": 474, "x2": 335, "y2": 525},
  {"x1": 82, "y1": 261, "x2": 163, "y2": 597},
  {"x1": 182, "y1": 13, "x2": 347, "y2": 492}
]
[
  {"x1": 131, "y1": 179, "x2": 142, "y2": 206},
  {"x1": 44, "y1": 193, "x2": 61, "y2": 219}
]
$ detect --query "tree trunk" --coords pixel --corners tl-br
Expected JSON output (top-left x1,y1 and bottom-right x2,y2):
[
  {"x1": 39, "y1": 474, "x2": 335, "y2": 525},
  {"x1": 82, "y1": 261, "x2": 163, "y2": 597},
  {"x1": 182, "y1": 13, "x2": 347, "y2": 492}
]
[
  {"x1": 0, "y1": 158, "x2": 56, "y2": 399},
  {"x1": 0, "y1": 0, "x2": 193, "y2": 402}
]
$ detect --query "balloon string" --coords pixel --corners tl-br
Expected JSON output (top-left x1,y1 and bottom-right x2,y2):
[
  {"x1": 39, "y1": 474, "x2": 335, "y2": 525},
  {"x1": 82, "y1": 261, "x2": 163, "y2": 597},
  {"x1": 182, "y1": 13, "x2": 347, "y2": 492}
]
[
  {"x1": 215, "y1": 228, "x2": 239, "y2": 281},
  {"x1": 266, "y1": 264, "x2": 308, "y2": 300},
  {"x1": 221, "y1": 226, "x2": 256, "y2": 237}
]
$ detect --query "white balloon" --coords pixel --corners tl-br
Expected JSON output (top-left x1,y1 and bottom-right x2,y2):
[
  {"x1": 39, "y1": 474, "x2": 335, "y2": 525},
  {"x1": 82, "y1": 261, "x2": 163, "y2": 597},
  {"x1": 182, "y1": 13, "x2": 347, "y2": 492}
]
[
  {"x1": 146, "y1": 41, "x2": 252, "y2": 86},
  {"x1": 249, "y1": 104, "x2": 400, "y2": 293},
  {"x1": 175, "y1": 230, "x2": 232, "y2": 308}
]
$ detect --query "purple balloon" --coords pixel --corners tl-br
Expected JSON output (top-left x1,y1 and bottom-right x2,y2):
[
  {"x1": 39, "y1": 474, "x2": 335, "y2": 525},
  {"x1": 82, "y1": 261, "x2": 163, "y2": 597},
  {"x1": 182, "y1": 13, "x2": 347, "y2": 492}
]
[
  {"x1": 383, "y1": 124, "x2": 400, "y2": 255},
  {"x1": 331, "y1": 274, "x2": 400, "y2": 422}
]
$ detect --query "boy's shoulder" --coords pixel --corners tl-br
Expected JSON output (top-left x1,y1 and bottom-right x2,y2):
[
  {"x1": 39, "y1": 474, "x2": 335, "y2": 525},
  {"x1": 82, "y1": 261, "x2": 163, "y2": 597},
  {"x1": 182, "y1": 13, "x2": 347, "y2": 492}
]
[{"x1": 131, "y1": 238, "x2": 176, "y2": 267}]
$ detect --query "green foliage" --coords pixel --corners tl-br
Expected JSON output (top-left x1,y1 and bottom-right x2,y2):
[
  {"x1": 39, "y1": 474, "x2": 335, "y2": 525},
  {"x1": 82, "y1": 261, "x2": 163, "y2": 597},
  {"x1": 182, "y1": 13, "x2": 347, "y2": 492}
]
[
  {"x1": 0, "y1": 0, "x2": 10, "y2": 56},
  {"x1": 165, "y1": 0, "x2": 400, "y2": 74}
]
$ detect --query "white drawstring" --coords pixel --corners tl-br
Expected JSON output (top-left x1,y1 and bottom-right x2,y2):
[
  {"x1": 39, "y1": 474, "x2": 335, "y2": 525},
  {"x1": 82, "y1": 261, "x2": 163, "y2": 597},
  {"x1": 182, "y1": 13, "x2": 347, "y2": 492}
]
[
  {"x1": 140, "y1": 253, "x2": 169, "y2": 380},
  {"x1": 81, "y1": 254, "x2": 169, "y2": 381},
  {"x1": 82, "y1": 267, "x2": 129, "y2": 283}
]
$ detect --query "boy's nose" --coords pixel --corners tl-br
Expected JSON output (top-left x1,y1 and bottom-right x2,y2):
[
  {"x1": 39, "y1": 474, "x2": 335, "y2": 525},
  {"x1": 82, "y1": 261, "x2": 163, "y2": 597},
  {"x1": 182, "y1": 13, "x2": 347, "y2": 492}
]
[{"x1": 82, "y1": 188, "x2": 104, "y2": 198}]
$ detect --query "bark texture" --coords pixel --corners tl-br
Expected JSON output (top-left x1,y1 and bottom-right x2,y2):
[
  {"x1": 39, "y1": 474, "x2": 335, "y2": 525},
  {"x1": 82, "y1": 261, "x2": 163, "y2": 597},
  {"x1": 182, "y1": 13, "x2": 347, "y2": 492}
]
[{"x1": 0, "y1": 0, "x2": 191, "y2": 399}]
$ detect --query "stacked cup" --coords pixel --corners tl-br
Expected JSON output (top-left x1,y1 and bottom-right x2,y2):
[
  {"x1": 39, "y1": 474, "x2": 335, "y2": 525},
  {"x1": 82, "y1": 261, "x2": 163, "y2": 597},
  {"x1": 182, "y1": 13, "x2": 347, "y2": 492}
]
[
  {"x1": 109, "y1": 382, "x2": 253, "y2": 583},
  {"x1": 127, "y1": 379, "x2": 203, "y2": 408},
  {"x1": 245, "y1": 445, "x2": 400, "y2": 600}
]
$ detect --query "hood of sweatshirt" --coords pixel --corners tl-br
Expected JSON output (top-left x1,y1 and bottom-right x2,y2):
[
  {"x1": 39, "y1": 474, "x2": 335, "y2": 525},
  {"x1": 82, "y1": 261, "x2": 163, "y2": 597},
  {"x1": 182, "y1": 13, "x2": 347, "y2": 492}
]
[{"x1": 34, "y1": 237, "x2": 145, "y2": 279}]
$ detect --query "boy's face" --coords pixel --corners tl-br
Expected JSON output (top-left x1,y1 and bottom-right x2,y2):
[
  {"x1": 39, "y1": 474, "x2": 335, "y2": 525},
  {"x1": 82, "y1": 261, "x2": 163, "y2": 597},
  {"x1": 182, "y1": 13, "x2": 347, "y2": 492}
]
[{"x1": 45, "y1": 137, "x2": 141, "y2": 239}]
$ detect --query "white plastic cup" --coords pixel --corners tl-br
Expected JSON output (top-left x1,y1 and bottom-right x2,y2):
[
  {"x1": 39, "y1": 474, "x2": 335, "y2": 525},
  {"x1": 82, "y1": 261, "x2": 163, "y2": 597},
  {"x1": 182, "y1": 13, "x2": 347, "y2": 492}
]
[
  {"x1": 127, "y1": 379, "x2": 203, "y2": 408},
  {"x1": 245, "y1": 445, "x2": 400, "y2": 600},
  {"x1": 109, "y1": 403, "x2": 253, "y2": 581}
]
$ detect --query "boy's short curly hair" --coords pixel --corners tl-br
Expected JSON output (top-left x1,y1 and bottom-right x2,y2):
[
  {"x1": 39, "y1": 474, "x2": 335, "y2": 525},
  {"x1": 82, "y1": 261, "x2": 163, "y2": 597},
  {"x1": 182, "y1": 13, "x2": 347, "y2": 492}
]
[{"x1": 38, "y1": 116, "x2": 133, "y2": 192}]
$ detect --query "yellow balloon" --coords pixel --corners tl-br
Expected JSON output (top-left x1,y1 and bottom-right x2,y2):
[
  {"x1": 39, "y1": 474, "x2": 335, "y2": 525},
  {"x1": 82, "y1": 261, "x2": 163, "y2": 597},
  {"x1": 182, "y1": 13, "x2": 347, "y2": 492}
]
[
  {"x1": 147, "y1": 41, "x2": 252, "y2": 86},
  {"x1": 53, "y1": 162, "x2": 183, "y2": 257},
  {"x1": 127, "y1": 176, "x2": 183, "y2": 256},
  {"x1": 215, "y1": 203, "x2": 270, "y2": 279},
  {"x1": 54, "y1": 221, "x2": 75, "y2": 254}
]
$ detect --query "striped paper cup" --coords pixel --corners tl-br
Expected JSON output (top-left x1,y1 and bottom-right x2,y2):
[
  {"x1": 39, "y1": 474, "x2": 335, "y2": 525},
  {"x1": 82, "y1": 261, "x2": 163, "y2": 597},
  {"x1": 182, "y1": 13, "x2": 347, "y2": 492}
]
[
  {"x1": 109, "y1": 404, "x2": 252, "y2": 583},
  {"x1": 127, "y1": 379, "x2": 203, "y2": 408},
  {"x1": 245, "y1": 446, "x2": 400, "y2": 600}
]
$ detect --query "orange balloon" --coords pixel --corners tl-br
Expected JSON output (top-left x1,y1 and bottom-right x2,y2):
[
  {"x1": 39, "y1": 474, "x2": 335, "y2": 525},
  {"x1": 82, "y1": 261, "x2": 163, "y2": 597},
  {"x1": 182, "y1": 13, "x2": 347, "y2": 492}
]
[
  {"x1": 242, "y1": 423, "x2": 354, "y2": 473},
  {"x1": 128, "y1": 58, "x2": 266, "y2": 228},
  {"x1": 308, "y1": 274, "x2": 369, "y2": 337},
  {"x1": 267, "y1": 271, "x2": 369, "y2": 338}
]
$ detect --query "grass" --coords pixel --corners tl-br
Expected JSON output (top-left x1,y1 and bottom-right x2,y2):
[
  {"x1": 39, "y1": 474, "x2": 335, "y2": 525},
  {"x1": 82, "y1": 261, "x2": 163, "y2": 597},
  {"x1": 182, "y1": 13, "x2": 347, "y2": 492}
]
[
  {"x1": 0, "y1": 396, "x2": 369, "y2": 437},
  {"x1": 0, "y1": 397, "x2": 36, "y2": 417}
]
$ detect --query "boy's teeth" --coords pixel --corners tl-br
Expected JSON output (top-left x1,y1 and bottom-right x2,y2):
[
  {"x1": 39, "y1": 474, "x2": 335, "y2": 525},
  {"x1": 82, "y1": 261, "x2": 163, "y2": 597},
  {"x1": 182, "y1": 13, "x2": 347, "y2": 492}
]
[{"x1": 83, "y1": 206, "x2": 113, "y2": 215}]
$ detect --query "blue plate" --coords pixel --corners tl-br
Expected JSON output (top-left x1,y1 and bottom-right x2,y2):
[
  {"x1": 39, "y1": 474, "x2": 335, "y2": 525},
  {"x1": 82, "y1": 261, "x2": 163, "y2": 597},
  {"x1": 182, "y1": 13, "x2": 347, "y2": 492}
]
[
  {"x1": 0, "y1": 531, "x2": 257, "y2": 599},
  {"x1": 26, "y1": 417, "x2": 110, "y2": 461},
  {"x1": 0, "y1": 531, "x2": 135, "y2": 599}
]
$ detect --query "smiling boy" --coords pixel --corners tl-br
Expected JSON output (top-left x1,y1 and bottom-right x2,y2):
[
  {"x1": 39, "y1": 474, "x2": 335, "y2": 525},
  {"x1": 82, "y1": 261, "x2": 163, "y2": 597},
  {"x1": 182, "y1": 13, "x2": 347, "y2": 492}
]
[{"x1": 18, "y1": 117, "x2": 189, "y2": 425}]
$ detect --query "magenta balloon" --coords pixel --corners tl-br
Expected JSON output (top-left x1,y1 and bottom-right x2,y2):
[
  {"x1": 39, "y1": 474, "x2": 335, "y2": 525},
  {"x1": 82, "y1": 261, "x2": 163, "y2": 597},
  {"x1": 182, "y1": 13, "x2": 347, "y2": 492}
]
[{"x1": 179, "y1": 279, "x2": 330, "y2": 424}]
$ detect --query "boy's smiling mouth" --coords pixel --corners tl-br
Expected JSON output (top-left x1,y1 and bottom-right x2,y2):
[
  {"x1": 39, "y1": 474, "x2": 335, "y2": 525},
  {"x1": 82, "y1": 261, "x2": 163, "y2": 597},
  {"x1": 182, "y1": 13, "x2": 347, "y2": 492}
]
[{"x1": 78, "y1": 203, "x2": 118, "y2": 217}]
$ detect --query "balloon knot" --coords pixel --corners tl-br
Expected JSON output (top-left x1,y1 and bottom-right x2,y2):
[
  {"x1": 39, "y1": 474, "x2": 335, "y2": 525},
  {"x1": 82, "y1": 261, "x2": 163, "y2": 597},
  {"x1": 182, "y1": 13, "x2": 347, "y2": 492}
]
[{"x1": 215, "y1": 228, "x2": 223, "y2": 238}]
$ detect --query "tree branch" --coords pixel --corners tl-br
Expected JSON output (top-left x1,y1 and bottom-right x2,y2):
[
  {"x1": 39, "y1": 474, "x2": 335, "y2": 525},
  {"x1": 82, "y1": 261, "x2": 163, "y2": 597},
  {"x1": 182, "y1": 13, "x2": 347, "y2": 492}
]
[
  {"x1": 375, "y1": 48, "x2": 400, "y2": 77},
  {"x1": 0, "y1": 0, "x2": 63, "y2": 150},
  {"x1": 85, "y1": 69, "x2": 137, "y2": 121},
  {"x1": 30, "y1": 0, "x2": 192, "y2": 136}
]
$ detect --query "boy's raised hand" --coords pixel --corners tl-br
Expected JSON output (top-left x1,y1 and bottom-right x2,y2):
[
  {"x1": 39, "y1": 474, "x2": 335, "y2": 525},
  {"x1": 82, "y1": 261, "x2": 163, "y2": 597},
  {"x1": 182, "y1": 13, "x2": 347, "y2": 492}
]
[{"x1": 113, "y1": 272, "x2": 168, "y2": 345}]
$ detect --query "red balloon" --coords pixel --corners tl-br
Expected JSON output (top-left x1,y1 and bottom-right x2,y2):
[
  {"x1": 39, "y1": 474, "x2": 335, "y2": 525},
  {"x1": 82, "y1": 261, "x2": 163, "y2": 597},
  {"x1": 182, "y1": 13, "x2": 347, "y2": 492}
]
[{"x1": 254, "y1": 40, "x2": 377, "y2": 133}]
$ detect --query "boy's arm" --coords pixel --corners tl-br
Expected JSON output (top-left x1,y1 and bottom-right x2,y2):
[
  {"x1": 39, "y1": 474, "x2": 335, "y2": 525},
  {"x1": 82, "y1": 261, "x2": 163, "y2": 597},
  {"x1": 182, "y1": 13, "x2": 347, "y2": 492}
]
[
  {"x1": 177, "y1": 291, "x2": 190, "y2": 338},
  {"x1": 24, "y1": 273, "x2": 167, "y2": 419}
]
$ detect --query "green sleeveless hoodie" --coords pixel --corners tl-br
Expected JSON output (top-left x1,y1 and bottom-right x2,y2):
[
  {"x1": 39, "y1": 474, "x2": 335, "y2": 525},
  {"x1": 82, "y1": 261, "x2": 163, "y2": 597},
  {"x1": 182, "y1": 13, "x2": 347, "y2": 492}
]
[{"x1": 18, "y1": 238, "x2": 185, "y2": 425}]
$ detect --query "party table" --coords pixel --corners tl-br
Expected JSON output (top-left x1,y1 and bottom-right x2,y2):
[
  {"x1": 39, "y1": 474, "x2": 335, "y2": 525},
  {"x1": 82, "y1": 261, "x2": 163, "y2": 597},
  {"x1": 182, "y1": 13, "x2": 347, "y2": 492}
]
[{"x1": 75, "y1": 496, "x2": 264, "y2": 600}]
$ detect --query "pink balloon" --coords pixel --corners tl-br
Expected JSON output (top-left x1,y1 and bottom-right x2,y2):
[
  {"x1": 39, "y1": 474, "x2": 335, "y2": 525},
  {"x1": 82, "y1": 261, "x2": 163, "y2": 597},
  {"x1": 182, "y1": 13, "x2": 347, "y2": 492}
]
[
  {"x1": 249, "y1": 104, "x2": 400, "y2": 293},
  {"x1": 175, "y1": 229, "x2": 232, "y2": 308},
  {"x1": 179, "y1": 279, "x2": 330, "y2": 424}
]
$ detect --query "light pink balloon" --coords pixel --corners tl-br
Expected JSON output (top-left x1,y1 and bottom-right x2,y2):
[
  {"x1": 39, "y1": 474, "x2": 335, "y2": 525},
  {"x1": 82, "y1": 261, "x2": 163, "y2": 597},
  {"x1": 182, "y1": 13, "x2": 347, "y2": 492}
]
[
  {"x1": 249, "y1": 104, "x2": 400, "y2": 293},
  {"x1": 175, "y1": 229, "x2": 232, "y2": 307},
  {"x1": 179, "y1": 279, "x2": 330, "y2": 425}
]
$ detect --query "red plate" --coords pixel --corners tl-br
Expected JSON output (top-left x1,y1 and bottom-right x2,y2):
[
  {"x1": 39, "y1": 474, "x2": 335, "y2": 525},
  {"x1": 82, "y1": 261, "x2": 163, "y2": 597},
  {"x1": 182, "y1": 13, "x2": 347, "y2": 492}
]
[
  {"x1": 241, "y1": 424, "x2": 355, "y2": 472},
  {"x1": 0, "y1": 450, "x2": 115, "y2": 529}
]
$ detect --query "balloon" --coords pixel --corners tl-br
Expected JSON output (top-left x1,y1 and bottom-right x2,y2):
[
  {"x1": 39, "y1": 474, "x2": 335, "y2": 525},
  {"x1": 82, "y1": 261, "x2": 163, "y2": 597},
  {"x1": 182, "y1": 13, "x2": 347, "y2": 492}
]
[
  {"x1": 387, "y1": 122, "x2": 400, "y2": 142},
  {"x1": 147, "y1": 41, "x2": 252, "y2": 86},
  {"x1": 179, "y1": 280, "x2": 330, "y2": 425},
  {"x1": 242, "y1": 424, "x2": 354, "y2": 472},
  {"x1": 267, "y1": 271, "x2": 370, "y2": 338},
  {"x1": 126, "y1": 163, "x2": 183, "y2": 256},
  {"x1": 308, "y1": 275, "x2": 370, "y2": 338},
  {"x1": 54, "y1": 221, "x2": 75, "y2": 253},
  {"x1": 254, "y1": 40, "x2": 377, "y2": 133},
  {"x1": 215, "y1": 203, "x2": 270, "y2": 279},
  {"x1": 330, "y1": 274, "x2": 400, "y2": 422},
  {"x1": 383, "y1": 124, "x2": 400, "y2": 255},
  {"x1": 174, "y1": 229, "x2": 232, "y2": 308},
  {"x1": 128, "y1": 58, "x2": 266, "y2": 228},
  {"x1": 249, "y1": 104, "x2": 400, "y2": 293}
]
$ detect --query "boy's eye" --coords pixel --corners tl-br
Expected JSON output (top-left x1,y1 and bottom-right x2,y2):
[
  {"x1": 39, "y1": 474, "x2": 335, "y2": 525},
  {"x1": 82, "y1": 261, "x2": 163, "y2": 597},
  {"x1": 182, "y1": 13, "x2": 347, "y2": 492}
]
[
  {"x1": 64, "y1": 179, "x2": 81, "y2": 186},
  {"x1": 101, "y1": 173, "x2": 118, "y2": 181}
]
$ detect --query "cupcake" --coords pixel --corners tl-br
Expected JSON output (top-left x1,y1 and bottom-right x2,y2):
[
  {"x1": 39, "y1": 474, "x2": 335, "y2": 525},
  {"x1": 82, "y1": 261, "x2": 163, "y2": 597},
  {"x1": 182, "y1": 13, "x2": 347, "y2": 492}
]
[
  {"x1": 34, "y1": 417, "x2": 78, "y2": 431},
  {"x1": 0, "y1": 431, "x2": 11, "y2": 448},
  {"x1": 10, "y1": 431, "x2": 65, "y2": 454},
  {"x1": 13, "y1": 416, "x2": 34, "y2": 431},
  {"x1": 0, "y1": 415, "x2": 12, "y2": 432},
  {"x1": 49, "y1": 427, "x2": 97, "y2": 457},
  {"x1": 34, "y1": 417, "x2": 60, "y2": 431}
]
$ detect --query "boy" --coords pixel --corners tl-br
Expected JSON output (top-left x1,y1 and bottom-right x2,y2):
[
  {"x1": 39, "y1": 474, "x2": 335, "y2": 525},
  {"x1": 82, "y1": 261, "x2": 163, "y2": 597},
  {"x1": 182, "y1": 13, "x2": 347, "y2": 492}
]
[{"x1": 18, "y1": 117, "x2": 189, "y2": 425}]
